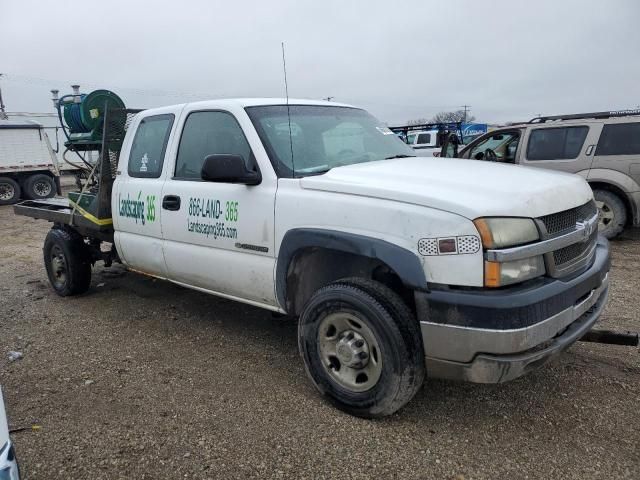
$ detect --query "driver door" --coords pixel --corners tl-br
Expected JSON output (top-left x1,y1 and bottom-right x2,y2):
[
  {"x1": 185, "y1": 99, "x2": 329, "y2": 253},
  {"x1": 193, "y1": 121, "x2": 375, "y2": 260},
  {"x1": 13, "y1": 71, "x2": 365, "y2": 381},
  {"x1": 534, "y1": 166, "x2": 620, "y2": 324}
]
[
  {"x1": 160, "y1": 108, "x2": 278, "y2": 307},
  {"x1": 461, "y1": 130, "x2": 522, "y2": 163}
]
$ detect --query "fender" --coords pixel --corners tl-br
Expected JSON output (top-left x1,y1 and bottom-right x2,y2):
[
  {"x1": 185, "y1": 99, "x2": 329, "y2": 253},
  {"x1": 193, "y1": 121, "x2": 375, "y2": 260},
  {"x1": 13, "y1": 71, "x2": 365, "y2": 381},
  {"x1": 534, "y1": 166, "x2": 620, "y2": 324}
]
[
  {"x1": 587, "y1": 168, "x2": 640, "y2": 193},
  {"x1": 275, "y1": 228, "x2": 428, "y2": 309}
]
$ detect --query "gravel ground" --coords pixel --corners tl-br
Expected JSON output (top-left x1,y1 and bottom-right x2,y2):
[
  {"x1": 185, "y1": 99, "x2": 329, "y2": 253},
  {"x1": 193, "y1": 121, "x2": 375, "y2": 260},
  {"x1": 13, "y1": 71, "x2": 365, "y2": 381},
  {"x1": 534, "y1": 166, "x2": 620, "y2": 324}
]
[{"x1": 1, "y1": 185, "x2": 639, "y2": 479}]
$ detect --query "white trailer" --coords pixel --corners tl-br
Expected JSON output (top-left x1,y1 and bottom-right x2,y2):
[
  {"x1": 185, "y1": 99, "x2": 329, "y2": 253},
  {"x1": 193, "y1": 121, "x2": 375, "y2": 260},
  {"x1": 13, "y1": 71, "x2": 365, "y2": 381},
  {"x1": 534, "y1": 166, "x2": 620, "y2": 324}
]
[{"x1": 0, "y1": 119, "x2": 60, "y2": 205}]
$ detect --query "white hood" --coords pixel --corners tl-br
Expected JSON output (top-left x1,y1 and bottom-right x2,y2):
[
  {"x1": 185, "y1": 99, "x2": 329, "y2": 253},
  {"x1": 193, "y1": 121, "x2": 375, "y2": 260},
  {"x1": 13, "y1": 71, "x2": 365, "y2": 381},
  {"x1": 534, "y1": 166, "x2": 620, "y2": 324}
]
[{"x1": 300, "y1": 157, "x2": 593, "y2": 219}]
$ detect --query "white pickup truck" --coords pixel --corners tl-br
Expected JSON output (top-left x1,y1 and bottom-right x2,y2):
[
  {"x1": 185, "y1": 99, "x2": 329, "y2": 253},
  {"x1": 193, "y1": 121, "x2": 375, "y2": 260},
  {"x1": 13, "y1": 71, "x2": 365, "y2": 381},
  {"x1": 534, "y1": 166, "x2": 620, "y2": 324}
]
[{"x1": 15, "y1": 99, "x2": 610, "y2": 417}]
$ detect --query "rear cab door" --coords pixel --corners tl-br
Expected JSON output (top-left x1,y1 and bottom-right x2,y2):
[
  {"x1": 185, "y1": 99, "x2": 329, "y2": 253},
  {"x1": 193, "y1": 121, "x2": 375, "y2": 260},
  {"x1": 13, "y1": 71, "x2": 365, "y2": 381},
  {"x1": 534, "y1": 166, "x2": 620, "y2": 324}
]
[
  {"x1": 112, "y1": 105, "x2": 183, "y2": 277},
  {"x1": 519, "y1": 121, "x2": 602, "y2": 177}
]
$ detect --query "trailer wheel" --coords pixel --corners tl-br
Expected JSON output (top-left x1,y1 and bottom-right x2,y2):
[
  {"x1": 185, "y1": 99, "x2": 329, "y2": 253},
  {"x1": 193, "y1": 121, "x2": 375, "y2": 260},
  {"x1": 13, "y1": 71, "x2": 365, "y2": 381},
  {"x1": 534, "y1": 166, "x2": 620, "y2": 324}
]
[
  {"x1": 24, "y1": 173, "x2": 56, "y2": 200},
  {"x1": 43, "y1": 228, "x2": 92, "y2": 296},
  {"x1": 298, "y1": 278, "x2": 425, "y2": 418},
  {"x1": 0, "y1": 177, "x2": 21, "y2": 205}
]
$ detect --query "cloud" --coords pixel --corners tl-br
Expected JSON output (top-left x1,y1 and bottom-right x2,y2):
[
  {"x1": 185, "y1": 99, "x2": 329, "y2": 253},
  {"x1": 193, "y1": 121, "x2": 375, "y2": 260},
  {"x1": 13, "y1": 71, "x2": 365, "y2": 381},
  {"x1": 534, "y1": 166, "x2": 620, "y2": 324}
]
[{"x1": 1, "y1": 0, "x2": 638, "y2": 124}]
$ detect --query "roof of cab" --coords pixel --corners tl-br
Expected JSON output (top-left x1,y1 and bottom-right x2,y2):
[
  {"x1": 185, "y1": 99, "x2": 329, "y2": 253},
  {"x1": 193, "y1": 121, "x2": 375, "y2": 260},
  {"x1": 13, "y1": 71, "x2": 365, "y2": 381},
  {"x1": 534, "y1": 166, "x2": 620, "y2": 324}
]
[{"x1": 138, "y1": 98, "x2": 356, "y2": 116}]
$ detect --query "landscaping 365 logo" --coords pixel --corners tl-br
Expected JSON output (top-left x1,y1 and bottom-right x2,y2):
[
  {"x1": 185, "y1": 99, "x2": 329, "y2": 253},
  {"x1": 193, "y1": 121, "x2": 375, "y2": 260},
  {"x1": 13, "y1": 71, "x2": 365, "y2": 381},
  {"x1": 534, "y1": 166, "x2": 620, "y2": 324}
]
[{"x1": 118, "y1": 191, "x2": 156, "y2": 225}]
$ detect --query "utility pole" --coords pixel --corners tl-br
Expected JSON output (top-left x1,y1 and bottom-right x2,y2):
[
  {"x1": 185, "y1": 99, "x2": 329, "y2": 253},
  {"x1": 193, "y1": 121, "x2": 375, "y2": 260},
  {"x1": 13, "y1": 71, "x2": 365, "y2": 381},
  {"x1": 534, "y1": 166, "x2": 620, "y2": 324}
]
[
  {"x1": 460, "y1": 104, "x2": 470, "y2": 123},
  {"x1": 0, "y1": 73, "x2": 8, "y2": 120}
]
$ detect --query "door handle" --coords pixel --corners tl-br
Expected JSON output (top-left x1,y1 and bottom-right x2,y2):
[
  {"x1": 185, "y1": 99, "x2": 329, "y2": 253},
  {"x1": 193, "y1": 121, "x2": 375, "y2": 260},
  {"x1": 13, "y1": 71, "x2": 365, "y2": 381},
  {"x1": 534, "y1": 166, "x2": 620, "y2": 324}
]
[
  {"x1": 162, "y1": 195, "x2": 181, "y2": 211},
  {"x1": 586, "y1": 144, "x2": 595, "y2": 156}
]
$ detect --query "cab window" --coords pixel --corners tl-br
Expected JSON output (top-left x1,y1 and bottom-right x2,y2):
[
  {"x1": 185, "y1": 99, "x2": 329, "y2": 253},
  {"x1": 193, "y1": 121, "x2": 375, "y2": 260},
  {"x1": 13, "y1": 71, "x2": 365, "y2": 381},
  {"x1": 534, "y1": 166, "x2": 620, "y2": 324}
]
[
  {"x1": 416, "y1": 133, "x2": 431, "y2": 144},
  {"x1": 128, "y1": 114, "x2": 174, "y2": 178},
  {"x1": 175, "y1": 111, "x2": 253, "y2": 180}
]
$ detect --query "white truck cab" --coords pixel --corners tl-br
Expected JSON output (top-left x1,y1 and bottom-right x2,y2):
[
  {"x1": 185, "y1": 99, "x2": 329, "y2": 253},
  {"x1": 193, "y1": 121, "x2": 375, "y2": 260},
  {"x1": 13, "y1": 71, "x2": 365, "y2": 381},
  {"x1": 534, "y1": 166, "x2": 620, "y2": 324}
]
[
  {"x1": 405, "y1": 129, "x2": 440, "y2": 155},
  {"x1": 16, "y1": 99, "x2": 611, "y2": 417}
]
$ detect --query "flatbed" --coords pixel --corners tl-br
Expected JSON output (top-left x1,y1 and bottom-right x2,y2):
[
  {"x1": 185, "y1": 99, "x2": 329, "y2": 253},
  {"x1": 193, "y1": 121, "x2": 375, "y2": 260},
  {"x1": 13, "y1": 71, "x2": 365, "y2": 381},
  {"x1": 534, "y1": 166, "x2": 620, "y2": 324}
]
[{"x1": 13, "y1": 197, "x2": 114, "y2": 241}]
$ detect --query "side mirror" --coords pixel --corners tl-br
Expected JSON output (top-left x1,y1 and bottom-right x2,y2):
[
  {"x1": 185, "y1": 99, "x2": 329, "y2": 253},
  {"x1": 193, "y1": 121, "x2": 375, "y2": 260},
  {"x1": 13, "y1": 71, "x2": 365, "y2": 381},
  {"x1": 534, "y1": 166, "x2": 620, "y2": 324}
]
[{"x1": 201, "y1": 154, "x2": 261, "y2": 185}]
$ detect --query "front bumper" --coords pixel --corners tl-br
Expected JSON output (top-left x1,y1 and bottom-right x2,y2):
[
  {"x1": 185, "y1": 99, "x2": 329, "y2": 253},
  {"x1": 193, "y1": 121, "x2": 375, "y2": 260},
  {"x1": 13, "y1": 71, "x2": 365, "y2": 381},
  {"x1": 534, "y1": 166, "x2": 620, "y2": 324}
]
[
  {"x1": 0, "y1": 441, "x2": 19, "y2": 480},
  {"x1": 416, "y1": 236, "x2": 610, "y2": 383}
]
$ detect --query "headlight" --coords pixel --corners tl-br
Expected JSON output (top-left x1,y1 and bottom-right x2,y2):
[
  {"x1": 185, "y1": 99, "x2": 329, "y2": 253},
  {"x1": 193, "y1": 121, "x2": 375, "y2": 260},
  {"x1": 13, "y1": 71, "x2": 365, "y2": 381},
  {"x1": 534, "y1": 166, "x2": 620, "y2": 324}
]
[
  {"x1": 474, "y1": 218, "x2": 539, "y2": 248},
  {"x1": 474, "y1": 217, "x2": 544, "y2": 287},
  {"x1": 484, "y1": 256, "x2": 545, "y2": 287}
]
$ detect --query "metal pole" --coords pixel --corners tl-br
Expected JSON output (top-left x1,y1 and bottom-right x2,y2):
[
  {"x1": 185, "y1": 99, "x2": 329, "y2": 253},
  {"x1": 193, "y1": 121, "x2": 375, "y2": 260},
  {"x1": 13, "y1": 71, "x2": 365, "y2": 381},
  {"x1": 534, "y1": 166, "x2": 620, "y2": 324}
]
[{"x1": 0, "y1": 73, "x2": 8, "y2": 120}]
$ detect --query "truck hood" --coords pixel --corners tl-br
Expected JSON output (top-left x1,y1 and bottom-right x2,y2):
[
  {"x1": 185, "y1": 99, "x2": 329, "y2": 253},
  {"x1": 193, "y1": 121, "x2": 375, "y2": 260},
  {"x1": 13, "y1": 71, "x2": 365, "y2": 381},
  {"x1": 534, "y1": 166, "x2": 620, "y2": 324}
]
[{"x1": 299, "y1": 157, "x2": 593, "y2": 219}]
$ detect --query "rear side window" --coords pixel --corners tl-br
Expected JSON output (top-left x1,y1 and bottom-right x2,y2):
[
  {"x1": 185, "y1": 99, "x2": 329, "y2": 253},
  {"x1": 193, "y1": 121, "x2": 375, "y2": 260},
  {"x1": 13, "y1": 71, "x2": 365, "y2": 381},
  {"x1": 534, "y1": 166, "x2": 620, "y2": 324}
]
[
  {"x1": 596, "y1": 122, "x2": 640, "y2": 155},
  {"x1": 526, "y1": 126, "x2": 588, "y2": 160},
  {"x1": 128, "y1": 114, "x2": 174, "y2": 178},
  {"x1": 175, "y1": 111, "x2": 253, "y2": 180}
]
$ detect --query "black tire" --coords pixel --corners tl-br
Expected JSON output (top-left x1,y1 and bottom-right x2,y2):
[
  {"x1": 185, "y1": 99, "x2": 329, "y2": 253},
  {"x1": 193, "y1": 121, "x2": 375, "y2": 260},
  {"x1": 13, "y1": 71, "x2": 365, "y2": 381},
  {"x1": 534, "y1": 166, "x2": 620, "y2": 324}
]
[
  {"x1": 0, "y1": 177, "x2": 21, "y2": 205},
  {"x1": 43, "y1": 228, "x2": 92, "y2": 296},
  {"x1": 298, "y1": 278, "x2": 425, "y2": 418},
  {"x1": 24, "y1": 173, "x2": 56, "y2": 200},
  {"x1": 594, "y1": 189, "x2": 626, "y2": 239}
]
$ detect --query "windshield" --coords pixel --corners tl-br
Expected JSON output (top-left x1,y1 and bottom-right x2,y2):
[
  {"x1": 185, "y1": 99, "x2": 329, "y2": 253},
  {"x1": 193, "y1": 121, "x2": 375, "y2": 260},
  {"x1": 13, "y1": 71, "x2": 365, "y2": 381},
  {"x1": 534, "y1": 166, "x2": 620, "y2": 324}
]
[{"x1": 245, "y1": 105, "x2": 415, "y2": 177}]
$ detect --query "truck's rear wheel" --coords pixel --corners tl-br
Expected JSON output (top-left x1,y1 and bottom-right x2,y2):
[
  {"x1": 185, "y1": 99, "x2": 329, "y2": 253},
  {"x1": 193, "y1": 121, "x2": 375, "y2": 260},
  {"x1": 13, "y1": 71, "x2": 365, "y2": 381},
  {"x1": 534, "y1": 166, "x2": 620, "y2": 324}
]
[
  {"x1": 298, "y1": 278, "x2": 425, "y2": 418},
  {"x1": 594, "y1": 189, "x2": 626, "y2": 239},
  {"x1": 43, "y1": 228, "x2": 92, "y2": 296},
  {"x1": 0, "y1": 177, "x2": 21, "y2": 205},
  {"x1": 24, "y1": 173, "x2": 56, "y2": 200}
]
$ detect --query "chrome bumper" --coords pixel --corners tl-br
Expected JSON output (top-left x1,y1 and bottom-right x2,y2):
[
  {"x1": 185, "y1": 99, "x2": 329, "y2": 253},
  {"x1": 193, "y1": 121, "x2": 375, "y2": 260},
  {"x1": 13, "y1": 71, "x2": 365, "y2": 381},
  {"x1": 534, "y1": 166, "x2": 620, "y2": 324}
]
[{"x1": 417, "y1": 237, "x2": 610, "y2": 383}]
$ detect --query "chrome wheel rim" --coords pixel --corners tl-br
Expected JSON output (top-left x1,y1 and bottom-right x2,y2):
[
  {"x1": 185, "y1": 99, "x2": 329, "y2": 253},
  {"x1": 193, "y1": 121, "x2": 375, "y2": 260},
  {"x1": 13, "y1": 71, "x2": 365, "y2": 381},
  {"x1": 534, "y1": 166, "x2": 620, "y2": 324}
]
[
  {"x1": 595, "y1": 200, "x2": 614, "y2": 230},
  {"x1": 318, "y1": 312, "x2": 382, "y2": 392},
  {"x1": 0, "y1": 183, "x2": 15, "y2": 200},
  {"x1": 34, "y1": 181, "x2": 52, "y2": 197},
  {"x1": 50, "y1": 245, "x2": 68, "y2": 288}
]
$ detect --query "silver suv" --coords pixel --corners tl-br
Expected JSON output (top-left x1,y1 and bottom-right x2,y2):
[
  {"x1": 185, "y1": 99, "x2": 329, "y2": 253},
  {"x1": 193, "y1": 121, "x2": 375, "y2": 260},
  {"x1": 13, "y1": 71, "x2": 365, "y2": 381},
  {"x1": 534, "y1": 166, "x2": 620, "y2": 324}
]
[{"x1": 442, "y1": 110, "x2": 640, "y2": 238}]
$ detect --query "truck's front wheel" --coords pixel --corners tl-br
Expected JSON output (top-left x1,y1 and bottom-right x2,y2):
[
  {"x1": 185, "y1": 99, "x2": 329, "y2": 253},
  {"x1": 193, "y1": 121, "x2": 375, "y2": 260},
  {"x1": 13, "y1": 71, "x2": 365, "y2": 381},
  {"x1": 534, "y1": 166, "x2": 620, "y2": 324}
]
[
  {"x1": 43, "y1": 228, "x2": 92, "y2": 296},
  {"x1": 298, "y1": 278, "x2": 425, "y2": 418}
]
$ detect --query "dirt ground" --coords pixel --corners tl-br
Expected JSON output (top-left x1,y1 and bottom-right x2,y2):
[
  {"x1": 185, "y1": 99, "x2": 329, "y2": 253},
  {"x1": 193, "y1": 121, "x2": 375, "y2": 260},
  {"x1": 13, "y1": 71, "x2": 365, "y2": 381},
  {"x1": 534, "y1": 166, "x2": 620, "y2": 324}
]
[{"x1": 1, "y1": 184, "x2": 639, "y2": 479}]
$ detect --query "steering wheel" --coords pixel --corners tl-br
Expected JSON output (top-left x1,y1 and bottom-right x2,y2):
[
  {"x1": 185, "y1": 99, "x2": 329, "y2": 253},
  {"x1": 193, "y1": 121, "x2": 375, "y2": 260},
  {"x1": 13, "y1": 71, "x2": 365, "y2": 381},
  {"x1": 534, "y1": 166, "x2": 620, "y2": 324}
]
[{"x1": 484, "y1": 148, "x2": 498, "y2": 162}]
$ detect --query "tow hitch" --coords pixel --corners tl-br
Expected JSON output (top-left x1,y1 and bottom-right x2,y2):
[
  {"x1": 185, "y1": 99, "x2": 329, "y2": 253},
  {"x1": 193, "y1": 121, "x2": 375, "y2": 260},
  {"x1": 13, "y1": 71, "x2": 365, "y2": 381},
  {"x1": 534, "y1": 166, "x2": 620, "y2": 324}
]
[{"x1": 580, "y1": 329, "x2": 639, "y2": 347}]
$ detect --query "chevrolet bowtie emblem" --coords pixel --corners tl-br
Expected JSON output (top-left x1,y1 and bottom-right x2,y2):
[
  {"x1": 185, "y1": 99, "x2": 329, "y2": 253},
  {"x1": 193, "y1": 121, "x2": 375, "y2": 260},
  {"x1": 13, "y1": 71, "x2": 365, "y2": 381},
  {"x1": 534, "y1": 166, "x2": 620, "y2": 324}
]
[{"x1": 576, "y1": 219, "x2": 595, "y2": 241}]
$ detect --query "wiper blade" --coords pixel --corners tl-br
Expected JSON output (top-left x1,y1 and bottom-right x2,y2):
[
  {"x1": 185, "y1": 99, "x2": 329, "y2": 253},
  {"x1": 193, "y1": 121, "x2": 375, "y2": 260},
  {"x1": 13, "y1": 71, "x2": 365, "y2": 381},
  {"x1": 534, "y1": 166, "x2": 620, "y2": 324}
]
[{"x1": 384, "y1": 154, "x2": 416, "y2": 160}]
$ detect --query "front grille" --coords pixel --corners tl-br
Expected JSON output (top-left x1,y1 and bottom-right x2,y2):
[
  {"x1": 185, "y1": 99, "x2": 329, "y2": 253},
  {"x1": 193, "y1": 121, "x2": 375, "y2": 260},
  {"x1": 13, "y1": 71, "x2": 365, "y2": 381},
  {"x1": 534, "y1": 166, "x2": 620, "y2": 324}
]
[
  {"x1": 539, "y1": 200, "x2": 598, "y2": 236},
  {"x1": 553, "y1": 229, "x2": 598, "y2": 266},
  {"x1": 535, "y1": 200, "x2": 599, "y2": 278}
]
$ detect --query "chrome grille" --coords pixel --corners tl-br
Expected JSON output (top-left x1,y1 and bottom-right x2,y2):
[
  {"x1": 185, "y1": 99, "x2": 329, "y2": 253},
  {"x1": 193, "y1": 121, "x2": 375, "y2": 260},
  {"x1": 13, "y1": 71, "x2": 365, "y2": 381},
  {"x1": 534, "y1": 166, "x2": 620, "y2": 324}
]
[
  {"x1": 536, "y1": 200, "x2": 599, "y2": 278},
  {"x1": 539, "y1": 200, "x2": 598, "y2": 236},
  {"x1": 552, "y1": 229, "x2": 598, "y2": 266}
]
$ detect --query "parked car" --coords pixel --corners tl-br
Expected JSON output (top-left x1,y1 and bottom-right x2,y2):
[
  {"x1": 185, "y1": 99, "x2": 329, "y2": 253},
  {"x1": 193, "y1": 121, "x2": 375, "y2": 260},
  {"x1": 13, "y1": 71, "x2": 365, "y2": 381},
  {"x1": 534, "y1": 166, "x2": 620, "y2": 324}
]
[
  {"x1": 441, "y1": 110, "x2": 640, "y2": 238},
  {"x1": 0, "y1": 387, "x2": 20, "y2": 480},
  {"x1": 0, "y1": 119, "x2": 61, "y2": 205}
]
